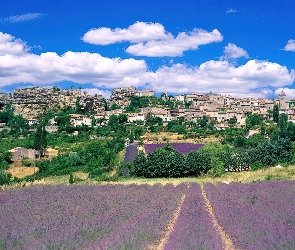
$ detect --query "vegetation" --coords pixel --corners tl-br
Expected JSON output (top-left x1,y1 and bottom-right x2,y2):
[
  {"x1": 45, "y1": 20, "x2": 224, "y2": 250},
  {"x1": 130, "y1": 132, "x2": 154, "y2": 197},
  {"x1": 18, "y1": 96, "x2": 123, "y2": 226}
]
[{"x1": 1, "y1": 95, "x2": 295, "y2": 186}]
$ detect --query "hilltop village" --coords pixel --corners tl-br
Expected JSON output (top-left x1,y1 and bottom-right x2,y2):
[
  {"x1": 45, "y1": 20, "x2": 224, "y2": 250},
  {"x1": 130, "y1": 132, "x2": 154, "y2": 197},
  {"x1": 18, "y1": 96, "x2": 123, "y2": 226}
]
[{"x1": 0, "y1": 86, "x2": 294, "y2": 129}]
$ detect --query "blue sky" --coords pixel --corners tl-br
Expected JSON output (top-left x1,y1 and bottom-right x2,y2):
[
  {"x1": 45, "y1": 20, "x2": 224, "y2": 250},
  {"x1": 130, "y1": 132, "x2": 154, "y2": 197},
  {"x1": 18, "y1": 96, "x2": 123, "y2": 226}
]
[{"x1": 0, "y1": 0, "x2": 295, "y2": 99}]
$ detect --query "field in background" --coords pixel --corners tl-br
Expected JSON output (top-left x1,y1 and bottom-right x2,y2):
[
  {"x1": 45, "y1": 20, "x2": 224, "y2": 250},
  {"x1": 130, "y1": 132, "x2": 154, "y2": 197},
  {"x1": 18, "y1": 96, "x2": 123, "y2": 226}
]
[
  {"x1": 3, "y1": 165, "x2": 295, "y2": 191},
  {"x1": 141, "y1": 132, "x2": 220, "y2": 144}
]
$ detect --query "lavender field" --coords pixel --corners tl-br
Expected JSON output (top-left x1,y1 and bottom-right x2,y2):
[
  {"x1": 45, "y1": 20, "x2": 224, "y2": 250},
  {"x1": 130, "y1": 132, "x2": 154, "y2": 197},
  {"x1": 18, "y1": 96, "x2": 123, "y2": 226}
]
[
  {"x1": 144, "y1": 143, "x2": 204, "y2": 154},
  {"x1": 204, "y1": 181, "x2": 295, "y2": 249},
  {"x1": 1, "y1": 181, "x2": 295, "y2": 249}
]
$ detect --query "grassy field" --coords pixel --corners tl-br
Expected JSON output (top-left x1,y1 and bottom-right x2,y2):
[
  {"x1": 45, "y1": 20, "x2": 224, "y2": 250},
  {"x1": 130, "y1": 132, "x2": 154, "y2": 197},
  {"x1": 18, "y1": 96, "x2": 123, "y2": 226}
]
[{"x1": 3, "y1": 164, "x2": 295, "y2": 192}]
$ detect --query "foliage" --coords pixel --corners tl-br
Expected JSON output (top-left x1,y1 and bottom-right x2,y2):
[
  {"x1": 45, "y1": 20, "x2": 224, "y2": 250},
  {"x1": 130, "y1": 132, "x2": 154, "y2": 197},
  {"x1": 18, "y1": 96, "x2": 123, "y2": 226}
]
[
  {"x1": 130, "y1": 151, "x2": 147, "y2": 177},
  {"x1": 125, "y1": 96, "x2": 150, "y2": 112},
  {"x1": 33, "y1": 125, "x2": 47, "y2": 156},
  {"x1": 36, "y1": 139, "x2": 124, "y2": 178},
  {"x1": 278, "y1": 113, "x2": 288, "y2": 138},
  {"x1": 185, "y1": 150, "x2": 211, "y2": 176},
  {"x1": 166, "y1": 118, "x2": 186, "y2": 134},
  {"x1": 109, "y1": 103, "x2": 121, "y2": 110},
  {"x1": 8, "y1": 115, "x2": 29, "y2": 136},
  {"x1": 21, "y1": 157, "x2": 33, "y2": 167},
  {"x1": 132, "y1": 142, "x2": 230, "y2": 178},
  {"x1": 197, "y1": 115, "x2": 209, "y2": 128},
  {"x1": 246, "y1": 113, "x2": 263, "y2": 129},
  {"x1": 69, "y1": 173, "x2": 74, "y2": 184},
  {"x1": 145, "y1": 113, "x2": 163, "y2": 133},
  {"x1": 273, "y1": 104, "x2": 279, "y2": 123},
  {"x1": 108, "y1": 114, "x2": 128, "y2": 128},
  {"x1": 0, "y1": 170, "x2": 11, "y2": 185}
]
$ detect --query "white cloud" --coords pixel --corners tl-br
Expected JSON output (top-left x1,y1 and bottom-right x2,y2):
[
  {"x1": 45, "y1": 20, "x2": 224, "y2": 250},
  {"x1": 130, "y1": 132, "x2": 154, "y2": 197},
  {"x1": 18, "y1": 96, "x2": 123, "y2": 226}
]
[
  {"x1": 0, "y1": 32, "x2": 147, "y2": 88},
  {"x1": 83, "y1": 88, "x2": 112, "y2": 99},
  {"x1": 82, "y1": 22, "x2": 223, "y2": 57},
  {"x1": 274, "y1": 88, "x2": 295, "y2": 101},
  {"x1": 0, "y1": 31, "x2": 294, "y2": 99},
  {"x1": 0, "y1": 32, "x2": 29, "y2": 56},
  {"x1": 226, "y1": 8, "x2": 238, "y2": 14},
  {"x1": 82, "y1": 21, "x2": 169, "y2": 45},
  {"x1": 142, "y1": 60, "x2": 295, "y2": 97},
  {"x1": 283, "y1": 39, "x2": 295, "y2": 52},
  {"x1": 222, "y1": 43, "x2": 249, "y2": 60},
  {"x1": 126, "y1": 29, "x2": 223, "y2": 57},
  {"x1": 1, "y1": 13, "x2": 44, "y2": 23}
]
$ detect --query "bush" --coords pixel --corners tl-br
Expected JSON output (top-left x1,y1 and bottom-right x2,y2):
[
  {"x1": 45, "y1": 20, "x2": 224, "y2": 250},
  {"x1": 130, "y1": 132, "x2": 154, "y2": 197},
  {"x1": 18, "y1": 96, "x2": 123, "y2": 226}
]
[
  {"x1": 0, "y1": 170, "x2": 12, "y2": 185},
  {"x1": 251, "y1": 161, "x2": 263, "y2": 171},
  {"x1": 185, "y1": 151, "x2": 211, "y2": 176},
  {"x1": 69, "y1": 173, "x2": 74, "y2": 184},
  {"x1": 145, "y1": 144, "x2": 184, "y2": 178},
  {"x1": 209, "y1": 156, "x2": 225, "y2": 177},
  {"x1": 130, "y1": 151, "x2": 147, "y2": 177},
  {"x1": 21, "y1": 157, "x2": 32, "y2": 167}
]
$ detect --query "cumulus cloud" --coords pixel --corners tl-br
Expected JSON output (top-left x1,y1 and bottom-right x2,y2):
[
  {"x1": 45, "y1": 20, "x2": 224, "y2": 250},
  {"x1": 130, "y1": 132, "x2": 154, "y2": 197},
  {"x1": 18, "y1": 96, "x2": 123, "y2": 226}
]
[
  {"x1": 283, "y1": 39, "x2": 295, "y2": 52},
  {"x1": 126, "y1": 29, "x2": 223, "y2": 57},
  {"x1": 0, "y1": 31, "x2": 294, "y2": 99},
  {"x1": 0, "y1": 32, "x2": 147, "y2": 88},
  {"x1": 83, "y1": 88, "x2": 112, "y2": 99},
  {"x1": 274, "y1": 88, "x2": 295, "y2": 101},
  {"x1": 82, "y1": 22, "x2": 223, "y2": 57},
  {"x1": 221, "y1": 43, "x2": 249, "y2": 60},
  {"x1": 226, "y1": 8, "x2": 238, "y2": 14},
  {"x1": 82, "y1": 21, "x2": 168, "y2": 45},
  {"x1": 1, "y1": 13, "x2": 44, "y2": 23},
  {"x1": 0, "y1": 32, "x2": 29, "y2": 56},
  {"x1": 142, "y1": 60, "x2": 295, "y2": 97}
]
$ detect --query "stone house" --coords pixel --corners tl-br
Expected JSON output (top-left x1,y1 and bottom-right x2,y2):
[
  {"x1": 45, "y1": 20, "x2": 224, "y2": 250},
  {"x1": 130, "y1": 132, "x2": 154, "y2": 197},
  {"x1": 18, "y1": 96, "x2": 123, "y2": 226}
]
[
  {"x1": 9, "y1": 147, "x2": 40, "y2": 161},
  {"x1": 128, "y1": 112, "x2": 146, "y2": 123},
  {"x1": 70, "y1": 114, "x2": 91, "y2": 127},
  {"x1": 135, "y1": 90, "x2": 155, "y2": 97}
]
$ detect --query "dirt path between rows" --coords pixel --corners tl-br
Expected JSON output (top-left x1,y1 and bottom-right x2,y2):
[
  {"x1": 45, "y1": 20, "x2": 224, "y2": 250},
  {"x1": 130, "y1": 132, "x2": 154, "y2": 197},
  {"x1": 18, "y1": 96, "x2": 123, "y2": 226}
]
[
  {"x1": 201, "y1": 186, "x2": 236, "y2": 250},
  {"x1": 151, "y1": 194, "x2": 186, "y2": 250}
]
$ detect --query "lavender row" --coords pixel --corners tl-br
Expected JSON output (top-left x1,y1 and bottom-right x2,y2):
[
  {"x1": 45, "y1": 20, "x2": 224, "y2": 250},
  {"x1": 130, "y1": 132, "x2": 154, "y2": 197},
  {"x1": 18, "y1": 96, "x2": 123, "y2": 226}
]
[
  {"x1": 164, "y1": 183, "x2": 223, "y2": 250},
  {"x1": 97, "y1": 183, "x2": 188, "y2": 250},
  {"x1": 204, "y1": 181, "x2": 295, "y2": 249},
  {"x1": 0, "y1": 184, "x2": 176, "y2": 249},
  {"x1": 144, "y1": 143, "x2": 204, "y2": 154}
]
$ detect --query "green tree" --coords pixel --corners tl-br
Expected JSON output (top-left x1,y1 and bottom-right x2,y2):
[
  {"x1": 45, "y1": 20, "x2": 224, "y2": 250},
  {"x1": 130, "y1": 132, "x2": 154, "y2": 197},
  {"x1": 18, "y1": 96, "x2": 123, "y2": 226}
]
[
  {"x1": 246, "y1": 113, "x2": 263, "y2": 129},
  {"x1": 75, "y1": 97, "x2": 83, "y2": 114},
  {"x1": 278, "y1": 113, "x2": 288, "y2": 138},
  {"x1": 8, "y1": 115, "x2": 29, "y2": 136},
  {"x1": 131, "y1": 151, "x2": 147, "y2": 176},
  {"x1": 109, "y1": 103, "x2": 121, "y2": 110},
  {"x1": 117, "y1": 114, "x2": 128, "y2": 124},
  {"x1": 33, "y1": 125, "x2": 47, "y2": 156},
  {"x1": 197, "y1": 115, "x2": 209, "y2": 128},
  {"x1": 144, "y1": 143, "x2": 184, "y2": 177},
  {"x1": 273, "y1": 104, "x2": 279, "y2": 123},
  {"x1": 69, "y1": 173, "x2": 74, "y2": 184}
]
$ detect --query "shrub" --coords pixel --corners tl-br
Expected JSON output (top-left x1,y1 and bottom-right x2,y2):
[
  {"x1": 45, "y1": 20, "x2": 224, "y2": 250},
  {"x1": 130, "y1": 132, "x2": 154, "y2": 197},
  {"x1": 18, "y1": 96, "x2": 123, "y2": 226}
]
[
  {"x1": 0, "y1": 170, "x2": 12, "y2": 185},
  {"x1": 69, "y1": 173, "x2": 74, "y2": 184},
  {"x1": 251, "y1": 161, "x2": 263, "y2": 171},
  {"x1": 131, "y1": 151, "x2": 147, "y2": 177},
  {"x1": 209, "y1": 156, "x2": 225, "y2": 177},
  {"x1": 21, "y1": 157, "x2": 32, "y2": 167},
  {"x1": 185, "y1": 151, "x2": 211, "y2": 176}
]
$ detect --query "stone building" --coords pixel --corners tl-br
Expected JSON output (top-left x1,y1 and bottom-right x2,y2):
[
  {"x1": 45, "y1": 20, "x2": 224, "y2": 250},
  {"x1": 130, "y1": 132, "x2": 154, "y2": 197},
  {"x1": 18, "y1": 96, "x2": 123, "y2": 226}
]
[{"x1": 9, "y1": 147, "x2": 40, "y2": 161}]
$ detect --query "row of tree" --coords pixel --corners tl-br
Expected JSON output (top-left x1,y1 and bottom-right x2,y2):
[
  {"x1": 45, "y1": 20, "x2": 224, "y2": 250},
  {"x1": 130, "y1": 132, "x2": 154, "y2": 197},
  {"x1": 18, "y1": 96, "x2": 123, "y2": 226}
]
[{"x1": 130, "y1": 138, "x2": 294, "y2": 178}]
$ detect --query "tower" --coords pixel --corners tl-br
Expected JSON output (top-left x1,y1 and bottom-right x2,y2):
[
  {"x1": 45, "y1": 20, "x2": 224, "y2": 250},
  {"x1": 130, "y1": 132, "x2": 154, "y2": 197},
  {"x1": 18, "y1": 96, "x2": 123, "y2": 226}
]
[{"x1": 278, "y1": 90, "x2": 286, "y2": 109}]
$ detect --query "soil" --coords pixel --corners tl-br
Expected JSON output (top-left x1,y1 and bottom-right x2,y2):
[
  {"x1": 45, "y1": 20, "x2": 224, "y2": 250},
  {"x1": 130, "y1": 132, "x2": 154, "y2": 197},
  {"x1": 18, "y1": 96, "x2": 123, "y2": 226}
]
[{"x1": 7, "y1": 160, "x2": 38, "y2": 179}]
